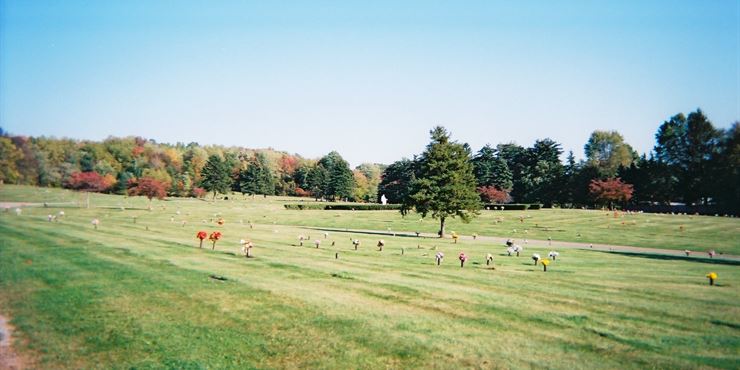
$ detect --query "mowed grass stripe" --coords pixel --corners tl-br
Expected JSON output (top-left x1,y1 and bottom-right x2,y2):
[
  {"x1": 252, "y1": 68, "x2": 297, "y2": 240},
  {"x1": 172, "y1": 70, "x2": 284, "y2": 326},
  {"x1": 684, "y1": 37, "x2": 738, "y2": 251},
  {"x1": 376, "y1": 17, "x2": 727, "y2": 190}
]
[{"x1": 0, "y1": 223, "x2": 448, "y2": 368}]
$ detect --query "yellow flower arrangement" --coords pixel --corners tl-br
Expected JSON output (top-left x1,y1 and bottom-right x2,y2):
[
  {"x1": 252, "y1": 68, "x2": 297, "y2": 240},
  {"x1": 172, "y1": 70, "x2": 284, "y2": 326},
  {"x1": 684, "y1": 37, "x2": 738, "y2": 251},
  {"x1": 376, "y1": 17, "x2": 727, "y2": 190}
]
[
  {"x1": 541, "y1": 258, "x2": 551, "y2": 272},
  {"x1": 706, "y1": 272, "x2": 718, "y2": 285}
]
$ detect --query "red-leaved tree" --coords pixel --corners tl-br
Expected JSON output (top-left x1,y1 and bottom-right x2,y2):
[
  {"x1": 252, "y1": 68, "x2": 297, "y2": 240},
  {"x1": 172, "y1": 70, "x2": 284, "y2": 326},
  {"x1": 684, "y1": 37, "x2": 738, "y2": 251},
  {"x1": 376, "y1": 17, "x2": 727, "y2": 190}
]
[
  {"x1": 127, "y1": 177, "x2": 167, "y2": 208},
  {"x1": 477, "y1": 186, "x2": 512, "y2": 204},
  {"x1": 65, "y1": 172, "x2": 115, "y2": 192},
  {"x1": 191, "y1": 186, "x2": 207, "y2": 198},
  {"x1": 589, "y1": 177, "x2": 634, "y2": 209}
]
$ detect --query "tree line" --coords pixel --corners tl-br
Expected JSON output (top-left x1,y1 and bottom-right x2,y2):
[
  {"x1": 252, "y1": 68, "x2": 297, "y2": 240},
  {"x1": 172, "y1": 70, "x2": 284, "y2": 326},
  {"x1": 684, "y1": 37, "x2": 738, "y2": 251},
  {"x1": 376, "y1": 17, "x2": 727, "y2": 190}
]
[
  {"x1": 380, "y1": 109, "x2": 738, "y2": 214},
  {"x1": 0, "y1": 133, "x2": 379, "y2": 202},
  {"x1": 0, "y1": 108, "x2": 737, "y2": 213}
]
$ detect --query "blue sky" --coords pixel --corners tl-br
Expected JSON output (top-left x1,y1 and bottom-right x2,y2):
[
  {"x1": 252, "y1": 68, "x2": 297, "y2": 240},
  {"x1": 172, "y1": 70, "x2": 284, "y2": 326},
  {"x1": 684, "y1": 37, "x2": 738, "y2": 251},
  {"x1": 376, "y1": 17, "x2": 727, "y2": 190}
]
[{"x1": 1, "y1": 0, "x2": 738, "y2": 166}]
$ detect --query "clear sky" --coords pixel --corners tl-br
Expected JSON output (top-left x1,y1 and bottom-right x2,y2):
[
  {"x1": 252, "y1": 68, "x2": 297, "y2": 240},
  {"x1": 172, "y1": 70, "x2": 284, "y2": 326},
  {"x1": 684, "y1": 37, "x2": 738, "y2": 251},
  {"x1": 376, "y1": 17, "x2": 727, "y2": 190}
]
[{"x1": 1, "y1": 0, "x2": 738, "y2": 166}]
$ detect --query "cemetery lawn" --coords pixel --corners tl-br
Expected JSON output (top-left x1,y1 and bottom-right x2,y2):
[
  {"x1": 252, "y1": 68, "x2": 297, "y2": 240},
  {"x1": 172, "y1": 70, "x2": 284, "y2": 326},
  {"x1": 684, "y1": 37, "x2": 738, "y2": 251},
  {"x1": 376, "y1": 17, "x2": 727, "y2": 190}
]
[{"x1": 0, "y1": 185, "x2": 739, "y2": 368}]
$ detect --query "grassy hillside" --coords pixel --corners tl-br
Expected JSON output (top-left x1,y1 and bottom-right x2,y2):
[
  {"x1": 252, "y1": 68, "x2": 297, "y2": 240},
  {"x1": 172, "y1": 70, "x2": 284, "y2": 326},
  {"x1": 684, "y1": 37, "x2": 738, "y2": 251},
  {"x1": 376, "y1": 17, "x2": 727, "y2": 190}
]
[
  {"x1": 2, "y1": 185, "x2": 737, "y2": 254},
  {"x1": 0, "y1": 185, "x2": 739, "y2": 368}
]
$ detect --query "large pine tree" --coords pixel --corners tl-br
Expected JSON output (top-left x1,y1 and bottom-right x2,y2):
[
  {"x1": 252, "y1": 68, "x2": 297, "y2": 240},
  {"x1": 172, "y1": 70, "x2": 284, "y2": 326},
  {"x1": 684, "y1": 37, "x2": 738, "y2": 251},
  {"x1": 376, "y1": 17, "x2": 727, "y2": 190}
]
[
  {"x1": 239, "y1": 153, "x2": 275, "y2": 196},
  {"x1": 200, "y1": 154, "x2": 233, "y2": 200},
  {"x1": 408, "y1": 126, "x2": 481, "y2": 237}
]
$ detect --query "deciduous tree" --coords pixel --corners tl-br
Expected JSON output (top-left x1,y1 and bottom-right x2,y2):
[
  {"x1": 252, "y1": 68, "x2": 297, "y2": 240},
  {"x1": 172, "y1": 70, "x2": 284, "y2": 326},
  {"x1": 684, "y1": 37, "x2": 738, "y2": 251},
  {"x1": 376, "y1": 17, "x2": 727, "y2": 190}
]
[{"x1": 589, "y1": 177, "x2": 634, "y2": 209}]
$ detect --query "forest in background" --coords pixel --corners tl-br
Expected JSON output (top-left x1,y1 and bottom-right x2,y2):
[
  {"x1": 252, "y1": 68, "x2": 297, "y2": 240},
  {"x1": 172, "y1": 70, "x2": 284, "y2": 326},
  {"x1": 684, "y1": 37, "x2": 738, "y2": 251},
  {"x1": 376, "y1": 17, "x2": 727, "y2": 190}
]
[{"x1": 0, "y1": 109, "x2": 737, "y2": 213}]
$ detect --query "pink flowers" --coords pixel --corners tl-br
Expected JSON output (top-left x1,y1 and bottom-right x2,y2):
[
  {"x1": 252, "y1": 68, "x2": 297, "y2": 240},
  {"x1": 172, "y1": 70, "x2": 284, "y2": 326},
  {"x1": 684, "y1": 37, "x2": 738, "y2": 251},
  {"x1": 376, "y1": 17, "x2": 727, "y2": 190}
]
[{"x1": 459, "y1": 252, "x2": 468, "y2": 267}]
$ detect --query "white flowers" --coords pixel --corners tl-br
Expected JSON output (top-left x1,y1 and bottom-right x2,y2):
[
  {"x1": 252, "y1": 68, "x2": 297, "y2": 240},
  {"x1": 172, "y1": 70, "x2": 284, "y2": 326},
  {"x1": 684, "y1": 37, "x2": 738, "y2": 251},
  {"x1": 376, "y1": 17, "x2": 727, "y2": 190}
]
[
  {"x1": 548, "y1": 251, "x2": 559, "y2": 260},
  {"x1": 506, "y1": 244, "x2": 523, "y2": 256},
  {"x1": 91, "y1": 219, "x2": 100, "y2": 229},
  {"x1": 15, "y1": 208, "x2": 21, "y2": 216},
  {"x1": 314, "y1": 240, "x2": 321, "y2": 248},
  {"x1": 352, "y1": 239, "x2": 361, "y2": 250},
  {"x1": 240, "y1": 240, "x2": 254, "y2": 257},
  {"x1": 435, "y1": 252, "x2": 444, "y2": 265}
]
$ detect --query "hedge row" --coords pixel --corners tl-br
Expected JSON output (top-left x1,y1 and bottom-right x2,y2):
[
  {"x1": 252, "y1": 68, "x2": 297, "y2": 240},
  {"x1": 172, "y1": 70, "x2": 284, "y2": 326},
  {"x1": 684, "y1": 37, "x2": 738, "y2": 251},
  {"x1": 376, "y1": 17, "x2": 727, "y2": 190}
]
[
  {"x1": 284, "y1": 203, "x2": 402, "y2": 210},
  {"x1": 483, "y1": 203, "x2": 543, "y2": 210}
]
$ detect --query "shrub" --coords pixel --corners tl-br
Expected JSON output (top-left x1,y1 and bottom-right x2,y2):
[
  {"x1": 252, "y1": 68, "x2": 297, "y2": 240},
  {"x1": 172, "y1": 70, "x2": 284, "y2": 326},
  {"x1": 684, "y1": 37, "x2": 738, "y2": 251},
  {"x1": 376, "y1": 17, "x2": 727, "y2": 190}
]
[{"x1": 293, "y1": 187, "x2": 312, "y2": 197}]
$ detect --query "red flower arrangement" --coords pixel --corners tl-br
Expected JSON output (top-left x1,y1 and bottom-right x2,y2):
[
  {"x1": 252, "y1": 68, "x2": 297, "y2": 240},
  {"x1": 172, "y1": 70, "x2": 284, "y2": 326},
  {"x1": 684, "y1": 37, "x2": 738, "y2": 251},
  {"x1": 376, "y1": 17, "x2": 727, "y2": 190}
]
[
  {"x1": 209, "y1": 231, "x2": 222, "y2": 250},
  {"x1": 196, "y1": 231, "x2": 208, "y2": 248}
]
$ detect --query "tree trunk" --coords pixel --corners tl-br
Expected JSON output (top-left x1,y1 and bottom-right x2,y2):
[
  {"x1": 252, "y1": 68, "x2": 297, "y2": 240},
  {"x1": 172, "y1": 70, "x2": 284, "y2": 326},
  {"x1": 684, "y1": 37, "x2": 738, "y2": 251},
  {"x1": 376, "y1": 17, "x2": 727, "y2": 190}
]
[{"x1": 439, "y1": 217, "x2": 446, "y2": 238}]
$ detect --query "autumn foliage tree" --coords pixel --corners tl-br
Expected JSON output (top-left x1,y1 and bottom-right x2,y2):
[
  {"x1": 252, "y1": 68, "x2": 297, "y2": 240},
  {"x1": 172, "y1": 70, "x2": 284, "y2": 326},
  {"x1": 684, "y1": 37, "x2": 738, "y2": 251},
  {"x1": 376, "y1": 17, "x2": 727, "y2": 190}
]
[
  {"x1": 65, "y1": 171, "x2": 116, "y2": 192},
  {"x1": 127, "y1": 177, "x2": 167, "y2": 207},
  {"x1": 477, "y1": 186, "x2": 512, "y2": 204},
  {"x1": 589, "y1": 177, "x2": 634, "y2": 209}
]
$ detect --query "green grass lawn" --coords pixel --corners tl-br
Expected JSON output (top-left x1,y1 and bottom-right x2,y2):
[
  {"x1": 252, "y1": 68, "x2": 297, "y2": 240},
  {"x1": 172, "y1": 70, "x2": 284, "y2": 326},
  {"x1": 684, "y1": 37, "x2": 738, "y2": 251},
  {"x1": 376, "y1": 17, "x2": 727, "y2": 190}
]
[{"x1": 1, "y1": 185, "x2": 739, "y2": 368}]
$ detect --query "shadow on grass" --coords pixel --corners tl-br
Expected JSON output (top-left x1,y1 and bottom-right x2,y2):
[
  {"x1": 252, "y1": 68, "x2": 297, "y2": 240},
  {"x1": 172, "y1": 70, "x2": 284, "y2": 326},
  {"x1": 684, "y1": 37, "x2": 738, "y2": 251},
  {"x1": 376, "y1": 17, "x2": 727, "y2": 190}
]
[{"x1": 597, "y1": 250, "x2": 740, "y2": 266}]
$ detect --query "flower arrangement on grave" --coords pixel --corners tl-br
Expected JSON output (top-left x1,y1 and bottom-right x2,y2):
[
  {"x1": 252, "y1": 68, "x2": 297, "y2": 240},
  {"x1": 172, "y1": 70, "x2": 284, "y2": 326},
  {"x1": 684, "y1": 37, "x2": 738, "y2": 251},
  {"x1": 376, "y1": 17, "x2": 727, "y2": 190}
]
[
  {"x1": 706, "y1": 272, "x2": 717, "y2": 286},
  {"x1": 197, "y1": 231, "x2": 207, "y2": 248},
  {"x1": 209, "y1": 231, "x2": 222, "y2": 250},
  {"x1": 435, "y1": 252, "x2": 444, "y2": 265},
  {"x1": 459, "y1": 252, "x2": 468, "y2": 267},
  {"x1": 541, "y1": 258, "x2": 550, "y2": 271}
]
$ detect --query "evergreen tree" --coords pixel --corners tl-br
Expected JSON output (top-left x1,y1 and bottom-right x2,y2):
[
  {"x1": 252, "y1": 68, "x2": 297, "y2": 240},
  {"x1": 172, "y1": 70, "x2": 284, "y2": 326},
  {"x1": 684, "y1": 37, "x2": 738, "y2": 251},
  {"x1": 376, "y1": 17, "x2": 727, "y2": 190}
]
[
  {"x1": 378, "y1": 158, "x2": 417, "y2": 207},
  {"x1": 518, "y1": 139, "x2": 564, "y2": 205},
  {"x1": 711, "y1": 122, "x2": 740, "y2": 212},
  {"x1": 654, "y1": 109, "x2": 721, "y2": 204},
  {"x1": 408, "y1": 127, "x2": 481, "y2": 237},
  {"x1": 200, "y1": 154, "x2": 232, "y2": 200},
  {"x1": 472, "y1": 145, "x2": 513, "y2": 190},
  {"x1": 239, "y1": 153, "x2": 275, "y2": 196},
  {"x1": 558, "y1": 151, "x2": 578, "y2": 206},
  {"x1": 327, "y1": 158, "x2": 354, "y2": 200},
  {"x1": 307, "y1": 165, "x2": 329, "y2": 200},
  {"x1": 312, "y1": 151, "x2": 354, "y2": 201}
]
